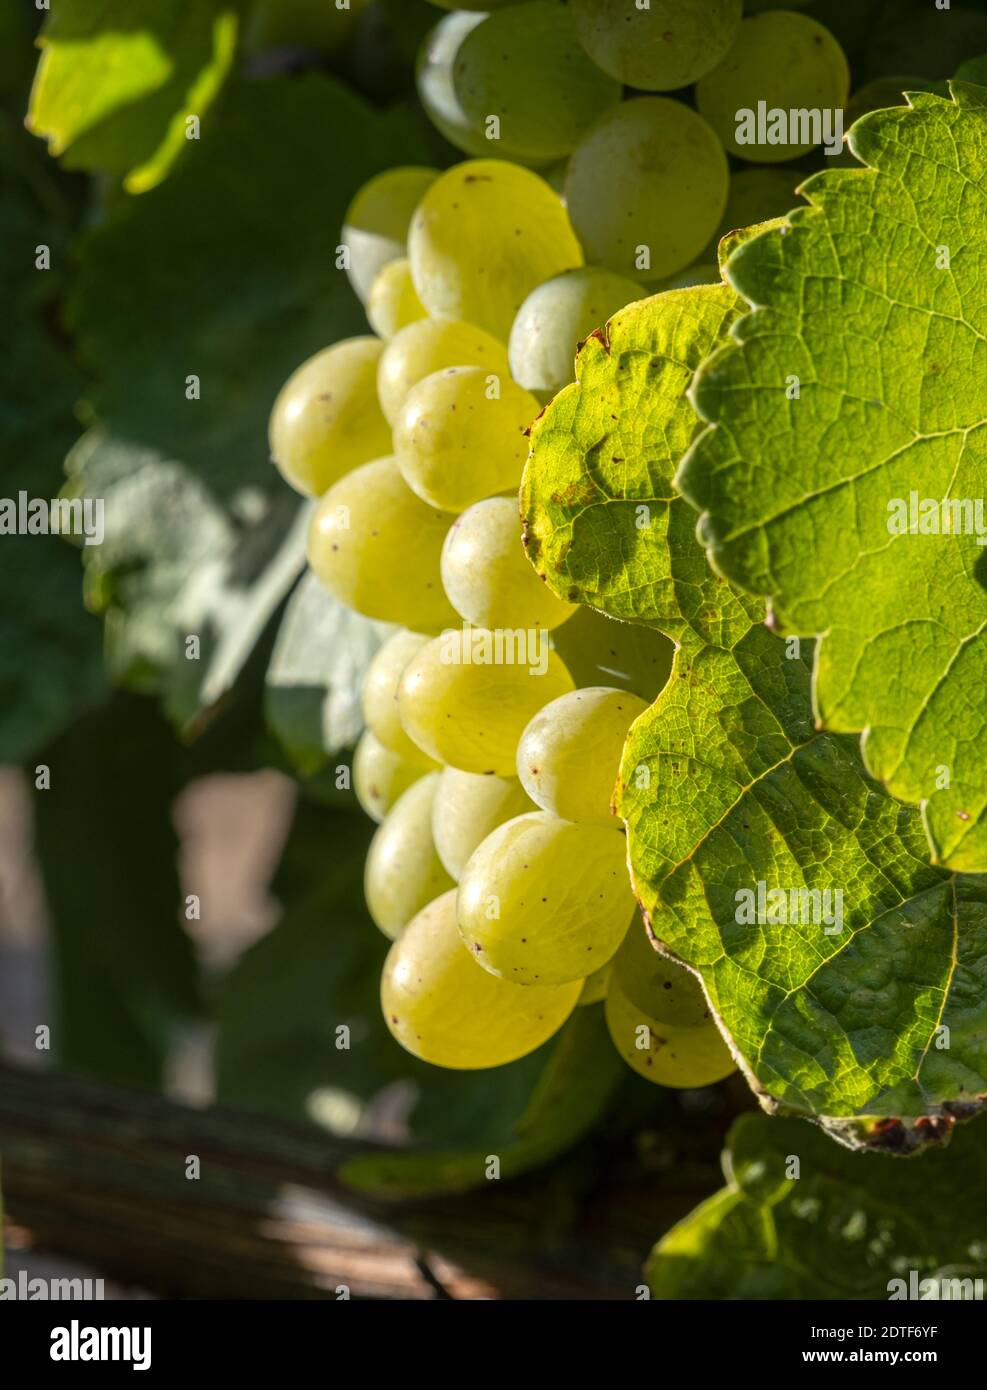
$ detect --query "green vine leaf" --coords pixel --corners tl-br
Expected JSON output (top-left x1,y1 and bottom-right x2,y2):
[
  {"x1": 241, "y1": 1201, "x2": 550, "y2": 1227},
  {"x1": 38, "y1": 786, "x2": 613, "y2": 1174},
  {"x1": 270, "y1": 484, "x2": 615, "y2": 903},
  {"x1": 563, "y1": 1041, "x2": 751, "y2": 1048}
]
[
  {"x1": 27, "y1": 0, "x2": 239, "y2": 194},
  {"x1": 679, "y1": 81, "x2": 987, "y2": 873},
  {"x1": 521, "y1": 282, "x2": 755, "y2": 645},
  {"x1": 617, "y1": 616, "x2": 987, "y2": 1148},
  {"x1": 649, "y1": 1112, "x2": 987, "y2": 1299},
  {"x1": 523, "y1": 276, "x2": 987, "y2": 1150}
]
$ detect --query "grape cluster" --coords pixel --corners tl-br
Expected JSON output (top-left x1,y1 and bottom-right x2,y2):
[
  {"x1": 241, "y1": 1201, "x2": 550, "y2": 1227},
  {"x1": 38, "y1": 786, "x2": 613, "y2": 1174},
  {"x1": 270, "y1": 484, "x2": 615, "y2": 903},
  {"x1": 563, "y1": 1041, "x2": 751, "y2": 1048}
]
[{"x1": 268, "y1": 0, "x2": 856, "y2": 1088}]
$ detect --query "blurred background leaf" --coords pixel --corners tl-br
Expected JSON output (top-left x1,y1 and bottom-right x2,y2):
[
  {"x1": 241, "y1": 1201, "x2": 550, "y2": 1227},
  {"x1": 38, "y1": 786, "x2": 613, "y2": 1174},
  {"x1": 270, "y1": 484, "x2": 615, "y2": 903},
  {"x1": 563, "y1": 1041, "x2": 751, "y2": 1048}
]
[
  {"x1": 27, "y1": 0, "x2": 240, "y2": 194},
  {"x1": 649, "y1": 1113, "x2": 987, "y2": 1299},
  {"x1": 32, "y1": 695, "x2": 202, "y2": 1088},
  {"x1": 0, "y1": 113, "x2": 105, "y2": 762},
  {"x1": 61, "y1": 72, "x2": 432, "y2": 727},
  {"x1": 265, "y1": 574, "x2": 390, "y2": 779}
]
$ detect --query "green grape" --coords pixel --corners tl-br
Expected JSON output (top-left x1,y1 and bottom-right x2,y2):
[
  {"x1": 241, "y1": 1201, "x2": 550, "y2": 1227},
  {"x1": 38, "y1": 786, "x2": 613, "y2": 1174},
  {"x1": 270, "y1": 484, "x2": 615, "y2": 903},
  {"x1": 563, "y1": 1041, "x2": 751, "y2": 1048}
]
[
  {"x1": 377, "y1": 316, "x2": 511, "y2": 427},
  {"x1": 696, "y1": 12, "x2": 850, "y2": 162},
  {"x1": 408, "y1": 159, "x2": 584, "y2": 341},
  {"x1": 578, "y1": 961, "x2": 612, "y2": 1006},
  {"x1": 508, "y1": 267, "x2": 643, "y2": 400},
  {"x1": 394, "y1": 368, "x2": 540, "y2": 514},
  {"x1": 571, "y1": 0, "x2": 742, "y2": 92},
  {"x1": 269, "y1": 337, "x2": 391, "y2": 497},
  {"x1": 361, "y1": 630, "x2": 440, "y2": 765},
  {"x1": 398, "y1": 628, "x2": 575, "y2": 775},
  {"x1": 353, "y1": 730, "x2": 429, "y2": 823},
  {"x1": 416, "y1": 12, "x2": 487, "y2": 157},
  {"x1": 610, "y1": 923, "x2": 711, "y2": 1028},
  {"x1": 605, "y1": 974, "x2": 736, "y2": 1088},
  {"x1": 715, "y1": 167, "x2": 802, "y2": 245},
  {"x1": 307, "y1": 457, "x2": 458, "y2": 632},
  {"x1": 441, "y1": 497, "x2": 576, "y2": 631},
  {"x1": 552, "y1": 607, "x2": 675, "y2": 702},
  {"x1": 432, "y1": 766, "x2": 535, "y2": 880},
  {"x1": 458, "y1": 811, "x2": 636, "y2": 986},
  {"x1": 657, "y1": 263, "x2": 722, "y2": 291},
  {"x1": 565, "y1": 98, "x2": 729, "y2": 283},
  {"x1": 365, "y1": 774, "x2": 455, "y2": 939},
  {"x1": 417, "y1": 4, "x2": 621, "y2": 166},
  {"x1": 516, "y1": 687, "x2": 650, "y2": 827},
  {"x1": 382, "y1": 889, "x2": 581, "y2": 1069},
  {"x1": 366, "y1": 258, "x2": 426, "y2": 340},
  {"x1": 746, "y1": 0, "x2": 811, "y2": 10},
  {"x1": 341, "y1": 166, "x2": 439, "y2": 304}
]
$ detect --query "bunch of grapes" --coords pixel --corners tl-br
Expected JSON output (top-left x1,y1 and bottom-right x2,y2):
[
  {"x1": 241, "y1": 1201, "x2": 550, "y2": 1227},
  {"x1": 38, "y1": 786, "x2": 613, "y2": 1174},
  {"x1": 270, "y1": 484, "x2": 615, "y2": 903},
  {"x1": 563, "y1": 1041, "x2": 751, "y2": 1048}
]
[{"x1": 269, "y1": 0, "x2": 856, "y2": 1087}]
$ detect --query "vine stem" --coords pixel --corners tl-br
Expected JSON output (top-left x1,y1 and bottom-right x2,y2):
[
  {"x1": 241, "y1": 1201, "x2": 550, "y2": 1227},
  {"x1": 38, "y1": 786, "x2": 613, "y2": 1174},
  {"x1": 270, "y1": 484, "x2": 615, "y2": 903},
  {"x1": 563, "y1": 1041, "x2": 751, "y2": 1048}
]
[{"x1": 0, "y1": 1064, "x2": 707, "y2": 1300}]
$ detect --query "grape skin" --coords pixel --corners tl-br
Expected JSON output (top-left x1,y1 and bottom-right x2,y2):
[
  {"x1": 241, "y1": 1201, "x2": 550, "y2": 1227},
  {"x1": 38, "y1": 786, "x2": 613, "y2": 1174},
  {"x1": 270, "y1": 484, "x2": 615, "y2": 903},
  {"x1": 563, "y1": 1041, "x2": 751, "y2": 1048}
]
[
  {"x1": 578, "y1": 961, "x2": 613, "y2": 1006},
  {"x1": 610, "y1": 923, "x2": 711, "y2": 1028},
  {"x1": 441, "y1": 496, "x2": 576, "y2": 631},
  {"x1": 366, "y1": 258, "x2": 426, "y2": 340},
  {"x1": 457, "y1": 811, "x2": 637, "y2": 986},
  {"x1": 695, "y1": 12, "x2": 850, "y2": 161},
  {"x1": 508, "y1": 267, "x2": 644, "y2": 400},
  {"x1": 417, "y1": 3, "x2": 621, "y2": 167},
  {"x1": 605, "y1": 973, "x2": 736, "y2": 1088},
  {"x1": 382, "y1": 890, "x2": 581, "y2": 1069},
  {"x1": 341, "y1": 165, "x2": 439, "y2": 304},
  {"x1": 432, "y1": 766, "x2": 535, "y2": 880},
  {"x1": 551, "y1": 607, "x2": 675, "y2": 702},
  {"x1": 394, "y1": 367, "x2": 541, "y2": 513},
  {"x1": 307, "y1": 457, "x2": 458, "y2": 632},
  {"x1": 269, "y1": 337, "x2": 391, "y2": 497},
  {"x1": 353, "y1": 730, "x2": 429, "y2": 824},
  {"x1": 398, "y1": 628, "x2": 575, "y2": 775},
  {"x1": 565, "y1": 98, "x2": 729, "y2": 282},
  {"x1": 376, "y1": 316, "x2": 510, "y2": 427},
  {"x1": 408, "y1": 158, "x2": 584, "y2": 341},
  {"x1": 365, "y1": 774, "x2": 455, "y2": 940},
  {"x1": 571, "y1": 0, "x2": 743, "y2": 93},
  {"x1": 361, "y1": 630, "x2": 438, "y2": 766},
  {"x1": 516, "y1": 686, "x2": 650, "y2": 827}
]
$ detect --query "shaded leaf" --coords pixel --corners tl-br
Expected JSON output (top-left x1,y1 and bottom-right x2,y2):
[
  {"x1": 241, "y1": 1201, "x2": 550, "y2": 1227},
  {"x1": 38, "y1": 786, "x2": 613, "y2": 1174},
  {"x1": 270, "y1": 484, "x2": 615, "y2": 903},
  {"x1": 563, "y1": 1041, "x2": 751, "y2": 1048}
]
[
  {"x1": 618, "y1": 615, "x2": 987, "y2": 1148},
  {"x1": 340, "y1": 1005, "x2": 624, "y2": 1199},
  {"x1": 649, "y1": 1112, "x2": 987, "y2": 1299},
  {"x1": 265, "y1": 568, "x2": 390, "y2": 776},
  {"x1": 33, "y1": 695, "x2": 202, "y2": 1087},
  {"x1": 0, "y1": 115, "x2": 105, "y2": 761}
]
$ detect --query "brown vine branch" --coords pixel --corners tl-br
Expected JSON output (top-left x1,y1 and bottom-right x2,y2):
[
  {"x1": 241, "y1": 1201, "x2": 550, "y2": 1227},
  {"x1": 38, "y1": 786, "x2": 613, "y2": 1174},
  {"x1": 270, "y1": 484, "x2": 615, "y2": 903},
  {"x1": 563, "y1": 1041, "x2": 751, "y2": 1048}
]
[{"x1": 0, "y1": 1064, "x2": 710, "y2": 1300}]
